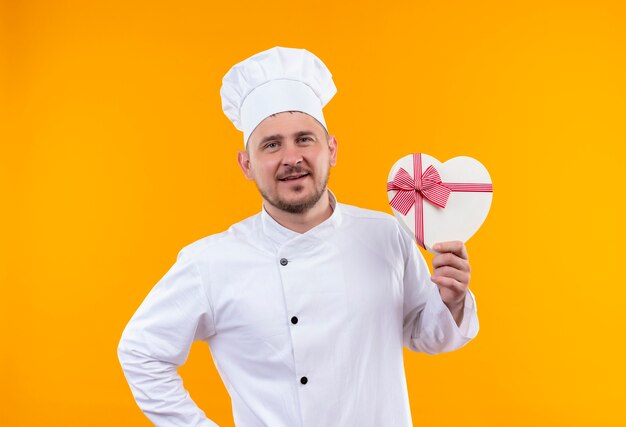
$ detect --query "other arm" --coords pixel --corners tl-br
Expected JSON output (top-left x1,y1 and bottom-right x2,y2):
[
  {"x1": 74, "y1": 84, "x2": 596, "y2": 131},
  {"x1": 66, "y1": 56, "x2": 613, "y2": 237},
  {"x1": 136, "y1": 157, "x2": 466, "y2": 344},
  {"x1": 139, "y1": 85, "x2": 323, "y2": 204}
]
[{"x1": 117, "y1": 249, "x2": 218, "y2": 427}]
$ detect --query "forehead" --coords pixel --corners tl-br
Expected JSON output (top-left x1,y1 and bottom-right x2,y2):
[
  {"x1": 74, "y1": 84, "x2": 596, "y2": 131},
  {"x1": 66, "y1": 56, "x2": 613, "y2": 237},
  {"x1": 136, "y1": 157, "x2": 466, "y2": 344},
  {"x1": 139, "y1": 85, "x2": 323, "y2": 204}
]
[{"x1": 248, "y1": 111, "x2": 326, "y2": 145}]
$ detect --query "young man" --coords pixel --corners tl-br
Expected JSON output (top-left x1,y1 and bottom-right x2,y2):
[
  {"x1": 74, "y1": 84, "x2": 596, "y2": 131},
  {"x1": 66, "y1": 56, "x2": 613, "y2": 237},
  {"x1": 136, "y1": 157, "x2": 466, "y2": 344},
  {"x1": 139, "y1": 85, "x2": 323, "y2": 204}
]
[{"x1": 118, "y1": 46, "x2": 478, "y2": 427}]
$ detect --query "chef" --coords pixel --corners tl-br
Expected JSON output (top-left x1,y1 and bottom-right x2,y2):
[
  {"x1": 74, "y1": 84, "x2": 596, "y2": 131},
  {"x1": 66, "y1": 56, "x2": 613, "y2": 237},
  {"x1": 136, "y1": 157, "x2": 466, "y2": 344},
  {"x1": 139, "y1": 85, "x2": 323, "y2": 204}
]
[{"x1": 118, "y1": 46, "x2": 479, "y2": 427}]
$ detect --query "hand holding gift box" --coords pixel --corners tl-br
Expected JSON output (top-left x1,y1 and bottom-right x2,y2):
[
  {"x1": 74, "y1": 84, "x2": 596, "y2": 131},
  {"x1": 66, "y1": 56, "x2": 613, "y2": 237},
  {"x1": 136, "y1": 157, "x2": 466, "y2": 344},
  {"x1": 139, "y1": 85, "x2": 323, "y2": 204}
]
[{"x1": 387, "y1": 153, "x2": 493, "y2": 322}]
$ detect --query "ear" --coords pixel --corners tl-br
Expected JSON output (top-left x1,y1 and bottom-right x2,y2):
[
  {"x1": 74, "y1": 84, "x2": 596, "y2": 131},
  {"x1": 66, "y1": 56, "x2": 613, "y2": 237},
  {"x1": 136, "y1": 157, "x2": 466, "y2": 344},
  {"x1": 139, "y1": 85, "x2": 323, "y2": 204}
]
[
  {"x1": 237, "y1": 149, "x2": 254, "y2": 180},
  {"x1": 328, "y1": 135, "x2": 338, "y2": 167}
]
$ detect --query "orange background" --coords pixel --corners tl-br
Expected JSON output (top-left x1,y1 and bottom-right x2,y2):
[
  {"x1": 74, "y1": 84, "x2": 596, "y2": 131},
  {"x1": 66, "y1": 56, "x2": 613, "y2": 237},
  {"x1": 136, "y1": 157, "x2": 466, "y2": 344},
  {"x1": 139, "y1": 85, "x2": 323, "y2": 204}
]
[{"x1": 2, "y1": 0, "x2": 625, "y2": 426}]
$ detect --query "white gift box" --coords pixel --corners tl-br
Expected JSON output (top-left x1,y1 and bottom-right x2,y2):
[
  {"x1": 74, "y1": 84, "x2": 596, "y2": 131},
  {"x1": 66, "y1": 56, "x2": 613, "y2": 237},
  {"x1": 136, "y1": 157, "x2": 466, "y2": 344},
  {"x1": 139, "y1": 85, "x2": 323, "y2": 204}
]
[{"x1": 387, "y1": 153, "x2": 493, "y2": 253}]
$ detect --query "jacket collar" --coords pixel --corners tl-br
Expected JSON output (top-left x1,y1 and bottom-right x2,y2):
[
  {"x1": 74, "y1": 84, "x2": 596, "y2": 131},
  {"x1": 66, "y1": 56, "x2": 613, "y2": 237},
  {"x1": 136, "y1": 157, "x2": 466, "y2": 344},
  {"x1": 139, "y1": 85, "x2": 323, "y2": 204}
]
[{"x1": 260, "y1": 189, "x2": 343, "y2": 248}]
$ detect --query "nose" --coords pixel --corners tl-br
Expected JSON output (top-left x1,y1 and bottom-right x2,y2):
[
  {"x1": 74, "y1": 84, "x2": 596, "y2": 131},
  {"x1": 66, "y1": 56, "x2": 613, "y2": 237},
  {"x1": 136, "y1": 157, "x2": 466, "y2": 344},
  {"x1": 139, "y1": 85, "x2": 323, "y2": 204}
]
[{"x1": 281, "y1": 142, "x2": 303, "y2": 166}]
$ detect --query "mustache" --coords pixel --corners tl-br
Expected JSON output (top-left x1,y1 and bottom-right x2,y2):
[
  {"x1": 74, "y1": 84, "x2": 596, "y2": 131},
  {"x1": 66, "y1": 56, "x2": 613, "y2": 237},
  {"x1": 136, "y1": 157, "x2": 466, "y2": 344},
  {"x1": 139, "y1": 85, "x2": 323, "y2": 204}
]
[{"x1": 277, "y1": 165, "x2": 311, "y2": 180}]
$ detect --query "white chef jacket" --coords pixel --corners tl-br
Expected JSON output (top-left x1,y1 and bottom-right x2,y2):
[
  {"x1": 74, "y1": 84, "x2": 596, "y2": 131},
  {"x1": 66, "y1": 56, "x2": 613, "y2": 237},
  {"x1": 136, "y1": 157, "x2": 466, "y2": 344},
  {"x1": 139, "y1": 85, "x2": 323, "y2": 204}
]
[{"x1": 118, "y1": 192, "x2": 478, "y2": 427}]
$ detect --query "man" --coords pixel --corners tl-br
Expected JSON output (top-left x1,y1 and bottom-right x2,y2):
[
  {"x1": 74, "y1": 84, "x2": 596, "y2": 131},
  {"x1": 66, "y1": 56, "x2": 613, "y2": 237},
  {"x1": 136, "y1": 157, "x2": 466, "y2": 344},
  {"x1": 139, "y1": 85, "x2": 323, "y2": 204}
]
[{"x1": 118, "y1": 46, "x2": 478, "y2": 427}]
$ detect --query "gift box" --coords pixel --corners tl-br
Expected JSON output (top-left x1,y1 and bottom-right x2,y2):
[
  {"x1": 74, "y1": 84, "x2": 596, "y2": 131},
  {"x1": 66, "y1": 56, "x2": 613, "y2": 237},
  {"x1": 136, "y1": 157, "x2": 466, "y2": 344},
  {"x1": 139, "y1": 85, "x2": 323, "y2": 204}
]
[{"x1": 387, "y1": 153, "x2": 493, "y2": 253}]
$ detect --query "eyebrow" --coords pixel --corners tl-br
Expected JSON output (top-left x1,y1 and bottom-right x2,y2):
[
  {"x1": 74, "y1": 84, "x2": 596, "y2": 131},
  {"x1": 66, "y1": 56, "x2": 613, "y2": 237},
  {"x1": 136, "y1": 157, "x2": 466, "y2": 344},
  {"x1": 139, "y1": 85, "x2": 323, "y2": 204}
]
[
  {"x1": 258, "y1": 130, "x2": 318, "y2": 145},
  {"x1": 259, "y1": 134, "x2": 284, "y2": 145},
  {"x1": 293, "y1": 130, "x2": 317, "y2": 139}
]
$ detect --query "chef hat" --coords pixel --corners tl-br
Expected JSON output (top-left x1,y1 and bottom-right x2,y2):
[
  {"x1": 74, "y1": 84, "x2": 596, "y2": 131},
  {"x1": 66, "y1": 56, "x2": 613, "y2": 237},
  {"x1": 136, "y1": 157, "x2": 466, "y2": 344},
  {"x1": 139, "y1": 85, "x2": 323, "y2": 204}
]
[{"x1": 221, "y1": 46, "x2": 337, "y2": 146}]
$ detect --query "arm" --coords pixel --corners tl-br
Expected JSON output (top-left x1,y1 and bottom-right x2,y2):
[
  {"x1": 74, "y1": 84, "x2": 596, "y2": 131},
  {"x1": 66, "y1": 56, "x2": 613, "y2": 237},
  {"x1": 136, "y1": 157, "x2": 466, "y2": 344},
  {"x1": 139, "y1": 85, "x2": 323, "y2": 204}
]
[
  {"x1": 117, "y1": 249, "x2": 218, "y2": 427},
  {"x1": 400, "y1": 231, "x2": 479, "y2": 354}
]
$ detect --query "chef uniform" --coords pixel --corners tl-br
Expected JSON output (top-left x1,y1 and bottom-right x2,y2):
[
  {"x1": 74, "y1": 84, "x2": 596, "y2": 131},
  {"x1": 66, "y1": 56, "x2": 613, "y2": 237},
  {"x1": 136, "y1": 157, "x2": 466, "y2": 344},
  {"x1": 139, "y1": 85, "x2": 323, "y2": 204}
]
[{"x1": 118, "y1": 47, "x2": 479, "y2": 427}]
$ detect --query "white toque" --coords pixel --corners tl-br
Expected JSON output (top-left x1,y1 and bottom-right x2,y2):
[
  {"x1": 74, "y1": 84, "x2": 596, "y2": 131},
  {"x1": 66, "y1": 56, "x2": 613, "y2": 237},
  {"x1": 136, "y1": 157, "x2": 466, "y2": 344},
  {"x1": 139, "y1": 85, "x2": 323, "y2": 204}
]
[{"x1": 220, "y1": 46, "x2": 337, "y2": 146}]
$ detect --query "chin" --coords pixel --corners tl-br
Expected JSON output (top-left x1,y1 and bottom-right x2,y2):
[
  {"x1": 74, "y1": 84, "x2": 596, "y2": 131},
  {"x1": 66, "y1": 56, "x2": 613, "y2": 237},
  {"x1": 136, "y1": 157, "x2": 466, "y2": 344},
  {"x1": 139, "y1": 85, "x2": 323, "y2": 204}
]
[{"x1": 280, "y1": 194, "x2": 311, "y2": 206}]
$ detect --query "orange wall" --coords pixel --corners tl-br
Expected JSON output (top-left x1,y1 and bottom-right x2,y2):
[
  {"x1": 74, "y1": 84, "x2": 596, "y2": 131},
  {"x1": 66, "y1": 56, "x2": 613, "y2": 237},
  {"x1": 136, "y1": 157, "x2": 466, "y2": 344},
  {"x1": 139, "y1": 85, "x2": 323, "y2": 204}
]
[{"x1": 2, "y1": 1, "x2": 625, "y2": 426}]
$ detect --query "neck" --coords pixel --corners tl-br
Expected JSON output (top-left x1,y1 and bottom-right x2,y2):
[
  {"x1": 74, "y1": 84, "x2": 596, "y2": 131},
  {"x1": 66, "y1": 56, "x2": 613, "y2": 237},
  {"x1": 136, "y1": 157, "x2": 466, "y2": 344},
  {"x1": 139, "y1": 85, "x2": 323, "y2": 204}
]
[{"x1": 263, "y1": 191, "x2": 333, "y2": 234}]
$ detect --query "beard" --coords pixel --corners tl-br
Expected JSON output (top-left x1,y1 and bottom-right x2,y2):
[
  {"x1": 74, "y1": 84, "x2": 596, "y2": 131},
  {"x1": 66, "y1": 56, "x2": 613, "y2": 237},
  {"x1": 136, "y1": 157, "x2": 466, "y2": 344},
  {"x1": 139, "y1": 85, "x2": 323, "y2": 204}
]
[{"x1": 259, "y1": 166, "x2": 330, "y2": 214}]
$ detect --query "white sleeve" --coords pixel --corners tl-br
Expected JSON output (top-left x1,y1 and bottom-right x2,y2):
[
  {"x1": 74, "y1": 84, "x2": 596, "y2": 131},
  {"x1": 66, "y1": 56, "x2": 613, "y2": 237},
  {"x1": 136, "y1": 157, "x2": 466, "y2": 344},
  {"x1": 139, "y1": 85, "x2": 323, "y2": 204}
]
[
  {"x1": 400, "y1": 228, "x2": 479, "y2": 354},
  {"x1": 117, "y1": 249, "x2": 218, "y2": 427}
]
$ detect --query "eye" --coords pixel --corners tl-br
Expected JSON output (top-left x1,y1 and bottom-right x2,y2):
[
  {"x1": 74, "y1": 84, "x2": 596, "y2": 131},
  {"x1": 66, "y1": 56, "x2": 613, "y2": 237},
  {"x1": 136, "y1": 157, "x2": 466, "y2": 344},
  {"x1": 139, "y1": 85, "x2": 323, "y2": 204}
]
[
  {"x1": 264, "y1": 141, "x2": 280, "y2": 150},
  {"x1": 298, "y1": 136, "x2": 314, "y2": 143}
]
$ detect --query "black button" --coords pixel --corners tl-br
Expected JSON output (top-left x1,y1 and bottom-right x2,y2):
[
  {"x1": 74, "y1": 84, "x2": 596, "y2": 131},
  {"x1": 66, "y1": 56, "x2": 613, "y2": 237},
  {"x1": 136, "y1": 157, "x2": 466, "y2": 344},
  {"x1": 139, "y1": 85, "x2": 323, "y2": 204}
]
[
  {"x1": 280, "y1": 258, "x2": 288, "y2": 266},
  {"x1": 291, "y1": 316, "x2": 298, "y2": 324},
  {"x1": 300, "y1": 376, "x2": 308, "y2": 385}
]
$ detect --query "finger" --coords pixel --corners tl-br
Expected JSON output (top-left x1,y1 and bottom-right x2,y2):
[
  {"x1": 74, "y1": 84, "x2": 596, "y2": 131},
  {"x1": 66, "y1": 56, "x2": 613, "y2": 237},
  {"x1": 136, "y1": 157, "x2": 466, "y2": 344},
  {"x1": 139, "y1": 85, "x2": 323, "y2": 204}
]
[
  {"x1": 433, "y1": 266, "x2": 470, "y2": 286},
  {"x1": 432, "y1": 252, "x2": 471, "y2": 272},
  {"x1": 433, "y1": 241, "x2": 468, "y2": 260},
  {"x1": 432, "y1": 277, "x2": 467, "y2": 308},
  {"x1": 430, "y1": 275, "x2": 466, "y2": 294}
]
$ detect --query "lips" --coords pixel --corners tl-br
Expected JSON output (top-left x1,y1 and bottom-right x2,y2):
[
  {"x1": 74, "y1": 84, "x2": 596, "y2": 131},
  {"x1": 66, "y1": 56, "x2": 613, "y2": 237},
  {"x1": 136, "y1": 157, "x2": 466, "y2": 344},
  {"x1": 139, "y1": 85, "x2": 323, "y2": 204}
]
[{"x1": 278, "y1": 172, "x2": 310, "y2": 181}]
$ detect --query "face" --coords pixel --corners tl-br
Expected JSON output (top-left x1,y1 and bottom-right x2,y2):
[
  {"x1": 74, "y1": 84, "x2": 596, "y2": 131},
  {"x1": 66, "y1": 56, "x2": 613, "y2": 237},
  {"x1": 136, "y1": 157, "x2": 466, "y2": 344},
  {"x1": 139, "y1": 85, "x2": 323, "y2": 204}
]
[{"x1": 238, "y1": 112, "x2": 338, "y2": 214}]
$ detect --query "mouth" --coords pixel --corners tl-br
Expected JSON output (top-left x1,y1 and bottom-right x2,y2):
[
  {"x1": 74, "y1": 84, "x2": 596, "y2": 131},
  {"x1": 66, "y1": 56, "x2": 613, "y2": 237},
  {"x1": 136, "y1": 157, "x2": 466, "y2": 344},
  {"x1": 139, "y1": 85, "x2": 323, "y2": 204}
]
[{"x1": 278, "y1": 172, "x2": 310, "y2": 182}]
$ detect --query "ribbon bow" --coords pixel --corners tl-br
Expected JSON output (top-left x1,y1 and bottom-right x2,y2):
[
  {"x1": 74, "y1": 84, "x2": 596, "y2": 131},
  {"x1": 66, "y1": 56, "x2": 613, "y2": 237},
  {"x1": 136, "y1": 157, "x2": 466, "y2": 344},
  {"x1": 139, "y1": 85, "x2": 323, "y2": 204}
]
[{"x1": 387, "y1": 165, "x2": 451, "y2": 215}]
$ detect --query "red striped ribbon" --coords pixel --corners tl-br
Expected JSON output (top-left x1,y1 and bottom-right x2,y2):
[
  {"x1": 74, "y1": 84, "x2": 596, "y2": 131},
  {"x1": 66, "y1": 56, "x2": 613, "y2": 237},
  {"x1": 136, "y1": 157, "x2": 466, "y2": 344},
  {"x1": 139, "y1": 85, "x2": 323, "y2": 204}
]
[{"x1": 387, "y1": 153, "x2": 493, "y2": 249}]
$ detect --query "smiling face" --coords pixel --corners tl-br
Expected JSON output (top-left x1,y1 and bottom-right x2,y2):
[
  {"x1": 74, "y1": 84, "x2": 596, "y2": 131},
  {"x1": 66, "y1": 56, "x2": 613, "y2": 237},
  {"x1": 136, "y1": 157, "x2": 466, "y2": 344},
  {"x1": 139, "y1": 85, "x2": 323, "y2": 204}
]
[{"x1": 238, "y1": 111, "x2": 338, "y2": 214}]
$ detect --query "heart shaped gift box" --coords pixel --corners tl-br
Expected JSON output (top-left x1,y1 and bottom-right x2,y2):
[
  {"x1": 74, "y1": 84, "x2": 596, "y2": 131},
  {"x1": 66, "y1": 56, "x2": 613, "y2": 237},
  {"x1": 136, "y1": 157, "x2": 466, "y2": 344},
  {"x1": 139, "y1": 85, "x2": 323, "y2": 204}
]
[{"x1": 387, "y1": 153, "x2": 493, "y2": 253}]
